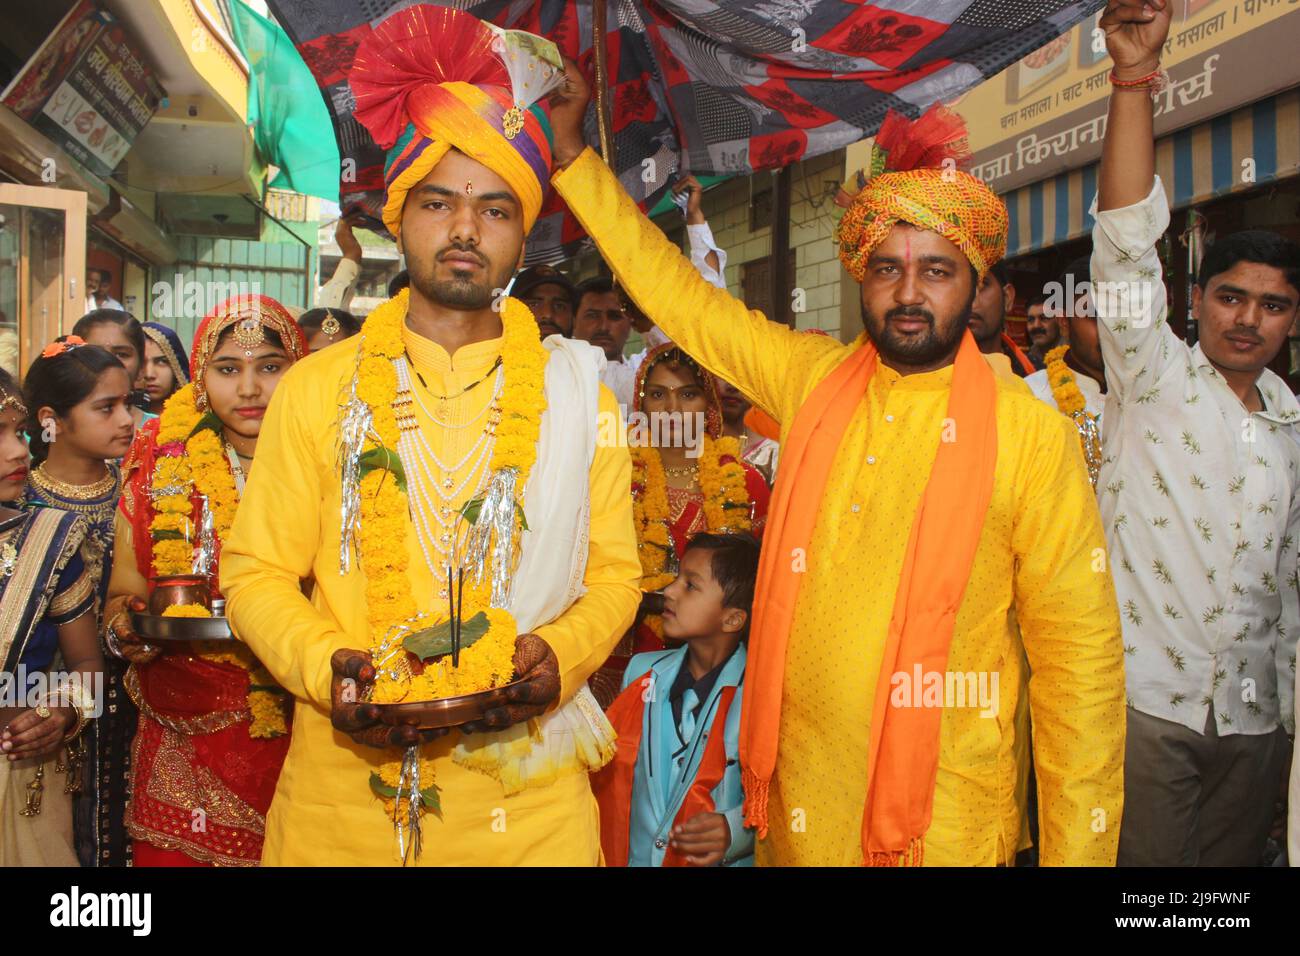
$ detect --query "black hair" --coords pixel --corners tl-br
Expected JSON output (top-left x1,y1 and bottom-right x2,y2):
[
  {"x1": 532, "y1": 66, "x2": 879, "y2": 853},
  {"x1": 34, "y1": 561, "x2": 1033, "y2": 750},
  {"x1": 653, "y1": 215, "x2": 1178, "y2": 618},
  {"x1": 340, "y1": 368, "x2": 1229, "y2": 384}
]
[
  {"x1": 72, "y1": 309, "x2": 145, "y2": 364},
  {"x1": 388, "y1": 270, "x2": 410, "y2": 298},
  {"x1": 1197, "y1": 229, "x2": 1300, "y2": 295},
  {"x1": 575, "y1": 275, "x2": 617, "y2": 313},
  {"x1": 988, "y1": 261, "x2": 1009, "y2": 287},
  {"x1": 22, "y1": 341, "x2": 126, "y2": 463},
  {"x1": 1060, "y1": 254, "x2": 1091, "y2": 291},
  {"x1": 0, "y1": 366, "x2": 19, "y2": 405},
  {"x1": 298, "y1": 307, "x2": 362, "y2": 336},
  {"x1": 683, "y1": 532, "x2": 761, "y2": 639}
]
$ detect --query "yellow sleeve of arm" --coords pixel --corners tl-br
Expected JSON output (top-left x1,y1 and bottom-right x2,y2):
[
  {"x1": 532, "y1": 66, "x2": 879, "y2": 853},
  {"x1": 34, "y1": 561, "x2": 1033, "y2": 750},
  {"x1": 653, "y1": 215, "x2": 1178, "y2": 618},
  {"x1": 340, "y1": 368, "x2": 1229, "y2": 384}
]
[
  {"x1": 107, "y1": 511, "x2": 148, "y2": 601},
  {"x1": 533, "y1": 385, "x2": 641, "y2": 704},
  {"x1": 553, "y1": 148, "x2": 838, "y2": 426},
  {"x1": 1010, "y1": 407, "x2": 1126, "y2": 866},
  {"x1": 220, "y1": 365, "x2": 346, "y2": 706}
]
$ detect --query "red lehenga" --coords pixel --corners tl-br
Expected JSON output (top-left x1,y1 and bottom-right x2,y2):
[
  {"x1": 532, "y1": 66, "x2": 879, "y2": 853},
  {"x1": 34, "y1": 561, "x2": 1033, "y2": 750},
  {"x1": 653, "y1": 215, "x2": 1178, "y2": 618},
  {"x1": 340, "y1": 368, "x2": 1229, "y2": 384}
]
[
  {"x1": 117, "y1": 417, "x2": 292, "y2": 867},
  {"x1": 111, "y1": 297, "x2": 305, "y2": 867}
]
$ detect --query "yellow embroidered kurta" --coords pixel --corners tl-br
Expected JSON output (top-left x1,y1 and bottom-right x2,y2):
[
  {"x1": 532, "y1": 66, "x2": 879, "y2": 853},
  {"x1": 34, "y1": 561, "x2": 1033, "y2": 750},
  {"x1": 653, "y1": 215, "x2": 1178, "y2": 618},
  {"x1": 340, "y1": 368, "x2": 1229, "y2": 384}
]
[
  {"x1": 555, "y1": 148, "x2": 1126, "y2": 866},
  {"x1": 219, "y1": 324, "x2": 641, "y2": 866}
]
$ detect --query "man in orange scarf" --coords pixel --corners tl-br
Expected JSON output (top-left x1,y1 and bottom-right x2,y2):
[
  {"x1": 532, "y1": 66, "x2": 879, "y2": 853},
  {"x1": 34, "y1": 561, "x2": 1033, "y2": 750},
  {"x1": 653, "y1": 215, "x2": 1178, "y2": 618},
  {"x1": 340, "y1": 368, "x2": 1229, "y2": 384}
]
[{"x1": 548, "y1": 65, "x2": 1125, "y2": 866}]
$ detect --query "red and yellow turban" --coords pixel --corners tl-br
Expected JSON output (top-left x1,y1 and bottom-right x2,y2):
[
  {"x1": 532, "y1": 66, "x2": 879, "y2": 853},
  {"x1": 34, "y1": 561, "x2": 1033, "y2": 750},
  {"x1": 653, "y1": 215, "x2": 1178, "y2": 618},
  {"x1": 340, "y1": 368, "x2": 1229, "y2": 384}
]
[
  {"x1": 836, "y1": 106, "x2": 1007, "y2": 282},
  {"x1": 190, "y1": 294, "x2": 306, "y2": 408},
  {"x1": 349, "y1": 6, "x2": 563, "y2": 238}
]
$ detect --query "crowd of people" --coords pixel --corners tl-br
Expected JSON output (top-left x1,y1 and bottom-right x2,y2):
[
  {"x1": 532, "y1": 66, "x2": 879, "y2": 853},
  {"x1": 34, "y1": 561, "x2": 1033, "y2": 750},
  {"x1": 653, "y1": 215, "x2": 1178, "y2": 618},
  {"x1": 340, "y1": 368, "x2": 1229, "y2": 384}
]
[{"x1": 0, "y1": 1, "x2": 1296, "y2": 868}]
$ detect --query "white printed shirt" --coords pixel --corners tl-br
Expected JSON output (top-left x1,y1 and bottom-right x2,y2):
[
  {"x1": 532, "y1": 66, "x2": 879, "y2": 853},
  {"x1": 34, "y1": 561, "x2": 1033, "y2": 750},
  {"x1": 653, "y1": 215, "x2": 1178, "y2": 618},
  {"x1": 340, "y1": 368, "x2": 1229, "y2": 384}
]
[{"x1": 1093, "y1": 177, "x2": 1300, "y2": 736}]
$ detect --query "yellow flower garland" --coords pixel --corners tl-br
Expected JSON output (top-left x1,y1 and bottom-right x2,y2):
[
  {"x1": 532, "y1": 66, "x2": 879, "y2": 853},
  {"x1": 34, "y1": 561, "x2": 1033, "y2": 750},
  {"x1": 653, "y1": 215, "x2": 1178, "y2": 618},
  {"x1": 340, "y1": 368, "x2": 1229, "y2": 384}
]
[
  {"x1": 146, "y1": 383, "x2": 290, "y2": 739},
  {"x1": 1045, "y1": 344, "x2": 1102, "y2": 488},
  {"x1": 352, "y1": 290, "x2": 546, "y2": 825},
  {"x1": 630, "y1": 434, "x2": 753, "y2": 595}
]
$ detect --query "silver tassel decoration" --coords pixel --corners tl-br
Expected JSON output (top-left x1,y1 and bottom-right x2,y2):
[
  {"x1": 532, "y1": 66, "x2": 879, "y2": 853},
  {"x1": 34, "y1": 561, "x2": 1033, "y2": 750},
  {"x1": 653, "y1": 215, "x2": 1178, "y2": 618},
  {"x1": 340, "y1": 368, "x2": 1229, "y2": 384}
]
[
  {"x1": 394, "y1": 744, "x2": 422, "y2": 864},
  {"x1": 462, "y1": 467, "x2": 520, "y2": 608},
  {"x1": 337, "y1": 386, "x2": 374, "y2": 575},
  {"x1": 1074, "y1": 411, "x2": 1103, "y2": 489},
  {"x1": 192, "y1": 494, "x2": 215, "y2": 577}
]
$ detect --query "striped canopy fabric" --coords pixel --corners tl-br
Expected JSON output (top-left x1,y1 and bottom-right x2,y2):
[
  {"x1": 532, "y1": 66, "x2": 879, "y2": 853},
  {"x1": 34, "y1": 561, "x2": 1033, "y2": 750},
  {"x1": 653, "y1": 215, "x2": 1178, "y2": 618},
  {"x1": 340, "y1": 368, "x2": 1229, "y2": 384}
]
[{"x1": 267, "y1": 0, "x2": 1105, "y2": 264}]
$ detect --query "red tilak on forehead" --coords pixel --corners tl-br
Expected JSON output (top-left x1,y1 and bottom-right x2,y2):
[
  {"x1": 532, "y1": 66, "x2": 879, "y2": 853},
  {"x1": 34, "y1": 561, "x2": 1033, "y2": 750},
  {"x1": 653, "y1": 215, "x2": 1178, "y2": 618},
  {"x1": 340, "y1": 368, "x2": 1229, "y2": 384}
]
[{"x1": 905, "y1": 233, "x2": 911, "y2": 262}]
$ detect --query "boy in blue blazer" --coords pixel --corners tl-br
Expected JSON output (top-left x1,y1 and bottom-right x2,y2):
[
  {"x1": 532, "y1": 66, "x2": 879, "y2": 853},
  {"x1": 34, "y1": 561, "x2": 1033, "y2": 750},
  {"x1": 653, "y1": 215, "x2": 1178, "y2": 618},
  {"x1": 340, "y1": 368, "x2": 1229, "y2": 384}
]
[{"x1": 592, "y1": 532, "x2": 758, "y2": 866}]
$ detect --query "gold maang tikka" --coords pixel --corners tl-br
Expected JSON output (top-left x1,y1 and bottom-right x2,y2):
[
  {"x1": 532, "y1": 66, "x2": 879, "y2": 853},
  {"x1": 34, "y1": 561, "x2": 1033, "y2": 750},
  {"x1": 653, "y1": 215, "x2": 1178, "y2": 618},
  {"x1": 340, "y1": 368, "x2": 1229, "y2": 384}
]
[
  {"x1": 320, "y1": 315, "x2": 341, "y2": 337},
  {"x1": 231, "y1": 316, "x2": 265, "y2": 356}
]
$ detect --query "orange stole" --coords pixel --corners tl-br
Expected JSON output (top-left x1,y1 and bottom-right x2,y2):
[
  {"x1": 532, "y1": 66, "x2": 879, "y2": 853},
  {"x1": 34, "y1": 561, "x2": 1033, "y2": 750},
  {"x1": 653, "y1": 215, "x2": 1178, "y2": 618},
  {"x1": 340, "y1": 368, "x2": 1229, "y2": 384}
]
[
  {"x1": 1000, "y1": 332, "x2": 1036, "y2": 376},
  {"x1": 738, "y1": 332, "x2": 997, "y2": 865},
  {"x1": 592, "y1": 670, "x2": 739, "y2": 867}
]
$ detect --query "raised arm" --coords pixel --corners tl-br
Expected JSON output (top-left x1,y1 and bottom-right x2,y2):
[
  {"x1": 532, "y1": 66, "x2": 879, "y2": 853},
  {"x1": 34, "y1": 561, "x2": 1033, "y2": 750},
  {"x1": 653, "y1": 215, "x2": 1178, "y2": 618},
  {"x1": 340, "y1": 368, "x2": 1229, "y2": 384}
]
[
  {"x1": 674, "y1": 174, "x2": 727, "y2": 289},
  {"x1": 1011, "y1": 409, "x2": 1126, "y2": 865},
  {"x1": 1092, "y1": 0, "x2": 1181, "y2": 398},
  {"x1": 318, "y1": 214, "x2": 363, "y2": 310},
  {"x1": 548, "y1": 62, "x2": 836, "y2": 426}
]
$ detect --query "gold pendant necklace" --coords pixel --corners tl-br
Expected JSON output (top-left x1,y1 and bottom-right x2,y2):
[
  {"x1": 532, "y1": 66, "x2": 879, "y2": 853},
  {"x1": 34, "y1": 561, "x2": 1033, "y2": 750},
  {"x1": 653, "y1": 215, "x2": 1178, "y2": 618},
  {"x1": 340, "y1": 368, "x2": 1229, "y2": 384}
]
[
  {"x1": 30, "y1": 463, "x2": 118, "y2": 500},
  {"x1": 663, "y1": 464, "x2": 698, "y2": 479}
]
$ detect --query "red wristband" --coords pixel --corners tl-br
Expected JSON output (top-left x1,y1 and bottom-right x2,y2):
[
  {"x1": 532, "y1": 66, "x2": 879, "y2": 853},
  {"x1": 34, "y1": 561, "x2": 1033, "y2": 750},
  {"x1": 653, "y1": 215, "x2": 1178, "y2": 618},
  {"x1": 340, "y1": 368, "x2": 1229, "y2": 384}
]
[{"x1": 1109, "y1": 66, "x2": 1166, "y2": 89}]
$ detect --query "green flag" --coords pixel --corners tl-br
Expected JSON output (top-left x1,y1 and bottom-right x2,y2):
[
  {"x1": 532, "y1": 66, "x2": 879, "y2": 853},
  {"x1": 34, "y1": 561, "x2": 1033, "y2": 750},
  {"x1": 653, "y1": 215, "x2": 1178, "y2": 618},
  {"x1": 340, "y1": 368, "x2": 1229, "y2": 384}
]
[{"x1": 228, "y1": 0, "x2": 339, "y2": 201}]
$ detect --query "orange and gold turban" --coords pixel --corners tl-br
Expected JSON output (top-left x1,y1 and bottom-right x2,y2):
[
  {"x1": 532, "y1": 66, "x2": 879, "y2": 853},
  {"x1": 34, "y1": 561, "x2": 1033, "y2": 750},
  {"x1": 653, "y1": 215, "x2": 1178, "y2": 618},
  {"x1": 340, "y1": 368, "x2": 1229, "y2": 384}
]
[
  {"x1": 836, "y1": 106, "x2": 1007, "y2": 282},
  {"x1": 349, "y1": 6, "x2": 564, "y2": 238}
]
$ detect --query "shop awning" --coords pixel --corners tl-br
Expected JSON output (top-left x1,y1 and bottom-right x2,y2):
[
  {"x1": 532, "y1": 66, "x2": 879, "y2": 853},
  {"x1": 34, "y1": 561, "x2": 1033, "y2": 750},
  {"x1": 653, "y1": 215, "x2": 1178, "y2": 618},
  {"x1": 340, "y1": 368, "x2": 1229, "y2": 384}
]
[{"x1": 1005, "y1": 88, "x2": 1300, "y2": 260}]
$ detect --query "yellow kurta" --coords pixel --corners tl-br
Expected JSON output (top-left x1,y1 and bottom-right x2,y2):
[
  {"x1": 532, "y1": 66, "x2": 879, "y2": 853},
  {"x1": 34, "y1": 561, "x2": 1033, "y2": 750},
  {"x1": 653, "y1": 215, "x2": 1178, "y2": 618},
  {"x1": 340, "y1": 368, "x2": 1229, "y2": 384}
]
[
  {"x1": 219, "y1": 322, "x2": 641, "y2": 866},
  {"x1": 555, "y1": 148, "x2": 1126, "y2": 866}
]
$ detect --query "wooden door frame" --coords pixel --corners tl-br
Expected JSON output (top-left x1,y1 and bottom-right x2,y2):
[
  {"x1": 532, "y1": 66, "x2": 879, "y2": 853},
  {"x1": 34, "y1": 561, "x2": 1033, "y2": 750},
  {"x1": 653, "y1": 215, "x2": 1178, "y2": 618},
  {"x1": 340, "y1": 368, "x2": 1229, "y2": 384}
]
[{"x1": 0, "y1": 182, "x2": 86, "y2": 371}]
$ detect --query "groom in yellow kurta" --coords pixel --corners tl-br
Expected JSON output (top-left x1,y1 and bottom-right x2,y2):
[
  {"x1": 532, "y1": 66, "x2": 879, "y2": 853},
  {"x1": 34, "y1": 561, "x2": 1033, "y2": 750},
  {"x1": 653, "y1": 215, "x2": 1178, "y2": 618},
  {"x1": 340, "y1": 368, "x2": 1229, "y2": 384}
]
[
  {"x1": 545, "y1": 70, "x2": 1126, "y2": 866},
  {"x1": 220, "y1": 9, "x2": 640, "y2": 865}
]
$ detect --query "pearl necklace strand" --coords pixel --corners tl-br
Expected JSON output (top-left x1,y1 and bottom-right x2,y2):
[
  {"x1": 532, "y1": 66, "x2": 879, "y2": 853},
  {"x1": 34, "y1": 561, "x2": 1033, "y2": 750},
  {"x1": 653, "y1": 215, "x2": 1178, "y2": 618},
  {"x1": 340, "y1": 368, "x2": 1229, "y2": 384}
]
[{"x1": 392, "y1": 356, "x2": 504, "y2": 592}]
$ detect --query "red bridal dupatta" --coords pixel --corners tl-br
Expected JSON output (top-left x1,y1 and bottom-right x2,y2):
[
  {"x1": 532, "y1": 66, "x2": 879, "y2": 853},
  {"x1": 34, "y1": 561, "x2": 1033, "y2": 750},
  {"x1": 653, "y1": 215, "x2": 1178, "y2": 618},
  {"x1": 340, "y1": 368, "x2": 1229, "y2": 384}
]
[{"x1": 118, "y1": 420, "x2": 290, "y2": 866}]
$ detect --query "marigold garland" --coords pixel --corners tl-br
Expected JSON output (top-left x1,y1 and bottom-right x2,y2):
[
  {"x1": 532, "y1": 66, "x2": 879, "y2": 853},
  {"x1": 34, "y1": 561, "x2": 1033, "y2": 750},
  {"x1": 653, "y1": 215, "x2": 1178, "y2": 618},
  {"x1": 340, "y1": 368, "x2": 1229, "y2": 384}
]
[
  {"x1": 146, "y1": 382, "x2": 290, "y2": 739},
  {"x1": 1046, "y1": 344, "x2": 1102, "y2": 488},
  {"x1": 631, "y1": 434, "x2": 754, "y2": 601},
  {"x1": 352, "y1": 290, "x2": 546, "y2": 827}
]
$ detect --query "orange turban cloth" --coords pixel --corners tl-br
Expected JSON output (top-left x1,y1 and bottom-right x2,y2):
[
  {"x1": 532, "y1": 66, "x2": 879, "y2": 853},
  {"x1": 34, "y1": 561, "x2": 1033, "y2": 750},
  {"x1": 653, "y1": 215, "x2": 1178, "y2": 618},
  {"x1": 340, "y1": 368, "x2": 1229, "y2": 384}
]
[
  {"x1": 349, "y1": 5, "x2": 563, "y2": 239},
  {"x1": 836, "y1": 106, "x2": 1007, "y2": 282}
]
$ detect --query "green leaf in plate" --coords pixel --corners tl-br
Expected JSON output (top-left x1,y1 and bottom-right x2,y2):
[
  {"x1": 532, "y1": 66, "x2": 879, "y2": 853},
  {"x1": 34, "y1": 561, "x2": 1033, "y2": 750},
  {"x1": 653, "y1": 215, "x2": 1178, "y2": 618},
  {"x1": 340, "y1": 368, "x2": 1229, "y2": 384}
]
[
  {"x1": 401, "y1": 611, "x2": 490, "y2": 662},
  {"x1": 369, "y1": 772, "x2": 399, "y2": 799}
]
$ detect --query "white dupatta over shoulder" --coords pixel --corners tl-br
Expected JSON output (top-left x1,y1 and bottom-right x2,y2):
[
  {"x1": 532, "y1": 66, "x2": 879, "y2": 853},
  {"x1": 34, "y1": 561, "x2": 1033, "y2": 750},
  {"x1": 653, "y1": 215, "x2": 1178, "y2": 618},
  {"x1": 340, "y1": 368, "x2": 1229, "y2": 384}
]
[{"x1": 451, "y1": 335, "x2": 619, "y2": 793}]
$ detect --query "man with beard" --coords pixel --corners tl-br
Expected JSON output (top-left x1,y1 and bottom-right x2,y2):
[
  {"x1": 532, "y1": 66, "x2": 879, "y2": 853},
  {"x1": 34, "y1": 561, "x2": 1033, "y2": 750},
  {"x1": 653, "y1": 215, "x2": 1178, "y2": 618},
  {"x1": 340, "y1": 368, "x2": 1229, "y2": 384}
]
[
  {"x1": 219, "y1": 7, "x2": 640, "y2": 865},
  {"x1": 969, "y1": 262, "x2": 1035, "y2": 376},
  {"x1": 550, "y1": 71, "x2": 1124, "y2": 866},
  {"x1": 513, "y1": 264, "x2": 577, "y2": 340},
  {"x1": 1024, "y1": 293, "x2": 1064, "y2": 369}
]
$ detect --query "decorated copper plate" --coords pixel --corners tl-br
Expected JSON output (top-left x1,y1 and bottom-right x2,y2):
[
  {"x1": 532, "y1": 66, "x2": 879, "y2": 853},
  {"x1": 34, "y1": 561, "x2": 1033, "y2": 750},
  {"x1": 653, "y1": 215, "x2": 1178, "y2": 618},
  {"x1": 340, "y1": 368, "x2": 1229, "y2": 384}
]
[
  {"x1": 130, "y1": 612, "x2": 234, "y2": 642},
  {"x1": 371, "y1": 679, "x2": 526, "y2": 730}
]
